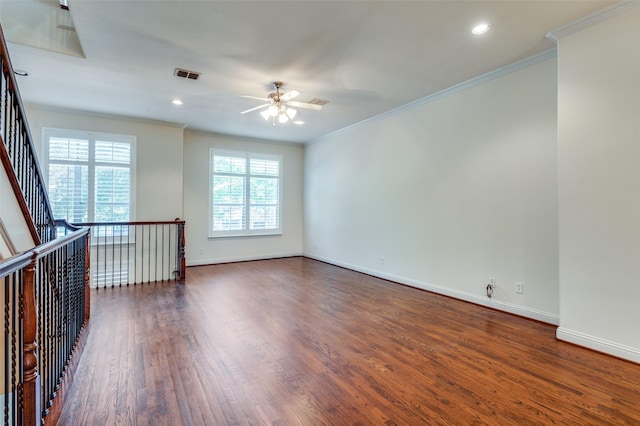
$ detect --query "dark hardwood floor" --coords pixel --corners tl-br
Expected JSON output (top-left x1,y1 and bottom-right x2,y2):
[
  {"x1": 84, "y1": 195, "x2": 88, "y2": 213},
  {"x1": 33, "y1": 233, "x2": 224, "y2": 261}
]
[{"x1": 57, "y1": 257, "x2": 640, "y2": 425}]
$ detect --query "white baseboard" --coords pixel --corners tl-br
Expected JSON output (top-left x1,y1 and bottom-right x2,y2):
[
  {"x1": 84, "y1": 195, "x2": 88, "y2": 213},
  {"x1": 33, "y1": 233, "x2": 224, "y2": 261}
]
[
  {"x1": 186, "y1": 252, "x2": 302, "y2": 267},
  {"x1": 305, "y1": 253, "x2": 559, "y2": 325},
  {"x1": 556, "y1": 327, "x2": 640, "y2": 364}
]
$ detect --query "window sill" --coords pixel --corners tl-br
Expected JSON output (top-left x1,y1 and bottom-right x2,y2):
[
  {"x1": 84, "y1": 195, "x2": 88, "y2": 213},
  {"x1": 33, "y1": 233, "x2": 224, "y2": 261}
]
[{"x1": 208, "y1": 231, "x2": 282, "y2": 240}]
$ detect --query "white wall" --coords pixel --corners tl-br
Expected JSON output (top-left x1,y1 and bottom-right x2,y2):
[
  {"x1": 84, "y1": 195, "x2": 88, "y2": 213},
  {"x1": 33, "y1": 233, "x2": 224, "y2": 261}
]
[
  {"x1": 183, "y1": 131, "x2": 303, "y2": 265},
  {"x1": 305, "y1": 57, "x2": 559, "y2": 323},
  {"x1": 556, "y1": 8, "x2": 640, "y2": 362},
  {"x1": 24, "y1": 105, "x2": 184, "y2": 221},
  {"x1": 1, "y1": 167, "x2": 35, "y2": 254}
]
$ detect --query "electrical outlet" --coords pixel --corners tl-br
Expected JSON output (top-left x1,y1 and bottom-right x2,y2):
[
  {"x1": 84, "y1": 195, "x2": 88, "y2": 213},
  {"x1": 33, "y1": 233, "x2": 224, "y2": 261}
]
[
  {"x1": 489, "y1": 277, "x2": 496, "y2": 287},
  {"x1": 199, "y1": 247, "x2": 204, "y2": 255},
  {"x1": 515, "y1": 282, "x2": 523, "y2": 294},
  {"x1": 380, "y1": 257, "x2": 385, "y2": 265}
]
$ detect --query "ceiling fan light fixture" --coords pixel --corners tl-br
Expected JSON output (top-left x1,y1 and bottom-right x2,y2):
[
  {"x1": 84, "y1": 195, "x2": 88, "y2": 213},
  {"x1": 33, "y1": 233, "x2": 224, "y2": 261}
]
[{"x1": 241, "y1": 81, "x2": 326, "y2": 125}]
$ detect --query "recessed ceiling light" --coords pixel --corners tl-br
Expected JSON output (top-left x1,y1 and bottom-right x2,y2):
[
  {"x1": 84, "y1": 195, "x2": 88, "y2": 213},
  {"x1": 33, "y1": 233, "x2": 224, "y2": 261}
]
[
  {"x1": 172, "y1": 99, "x2": 183, "y2": 105},
  {"x1": 293, "y1": 120, "x2": 304, "y2": 125},
  {"x1": 472, "y1": 23, "x2": 491, "y2": 35}
]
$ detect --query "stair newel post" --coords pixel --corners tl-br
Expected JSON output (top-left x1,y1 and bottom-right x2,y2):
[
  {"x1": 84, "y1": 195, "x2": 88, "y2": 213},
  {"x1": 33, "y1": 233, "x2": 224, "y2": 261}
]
[
  {"x1": 175, "y1": 218, "x2": 186, "y2": 281},
  {"x1": 22, "y1": 252, "x2": 42, "y2": 426}
]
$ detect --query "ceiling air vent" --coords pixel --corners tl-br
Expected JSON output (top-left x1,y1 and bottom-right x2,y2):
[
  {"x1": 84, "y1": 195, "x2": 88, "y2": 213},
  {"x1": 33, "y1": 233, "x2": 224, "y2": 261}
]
[
  {"x1": 174, "y1": 68, "x2": 200, "y2": 80},
  {"x1": 307, "y1": 98, "x2": 330, "y2": 106}
]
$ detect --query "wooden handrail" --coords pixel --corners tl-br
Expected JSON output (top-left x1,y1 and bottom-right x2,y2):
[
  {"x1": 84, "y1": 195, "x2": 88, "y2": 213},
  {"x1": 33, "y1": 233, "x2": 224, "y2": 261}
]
[
  {"x1": 0, "y1": 245, "x2": 32, "y2": 274},
  {"x1": 74, "y1": 220, "x2": 186, "y2": 227}
]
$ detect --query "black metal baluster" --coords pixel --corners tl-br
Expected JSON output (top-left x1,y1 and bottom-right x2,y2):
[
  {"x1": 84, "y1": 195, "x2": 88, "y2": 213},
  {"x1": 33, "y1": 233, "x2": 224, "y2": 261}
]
[
  {"x1": 140, "y1": 225, "x2": 145, "y2": 284},
  {"x1": 132, "y1": 225, "x2": 137, "y2": 285},
  {"x1": 154, "y1": 224, "x2": 158, "y2": 282},
  {"x1": 10, "y1": 273, "x2": 17, "y2": 426},
  {"x1": 119, "y1": 224, "x2": 123, "y2": 286},
  {"x1": 3, "y1": 275, "x2": 11, "y2": 425},
  {"x1": 100, "y1": 226, "x2": 105, "y2": 289},
  {"x1": 161, "y1": 224, "x2": 166, "y2": 281},
  {"x1": 127, "y1": 225, "x2": 132, "y2": 285},
  {"x1": 147, "y1": 224, "x2": 151, "y2": 284}
]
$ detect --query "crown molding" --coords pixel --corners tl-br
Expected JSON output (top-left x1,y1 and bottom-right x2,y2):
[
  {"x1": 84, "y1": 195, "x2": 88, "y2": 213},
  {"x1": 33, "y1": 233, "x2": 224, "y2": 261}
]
[
  {"x1": 546, "y1": 1, "x2": 640, "y2": 42},
  {"x1": 309, "y1": 48, "x2": 556, "y2": 145}
]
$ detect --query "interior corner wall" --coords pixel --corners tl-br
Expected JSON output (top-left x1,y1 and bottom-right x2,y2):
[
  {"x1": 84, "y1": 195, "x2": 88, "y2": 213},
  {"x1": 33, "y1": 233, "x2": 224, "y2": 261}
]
[
  {"x1": 556, "y1": 9, "x2": 640, "y2": 363},
  {"x1": 24, "y1": 105, "x2": 185, "y2": 221},
  {"x1": 304, "y1": 57, "x2": 559, "y2": 323},
  {"x1": 183, "y1": 131, "x2": 304, "y2": 266}
]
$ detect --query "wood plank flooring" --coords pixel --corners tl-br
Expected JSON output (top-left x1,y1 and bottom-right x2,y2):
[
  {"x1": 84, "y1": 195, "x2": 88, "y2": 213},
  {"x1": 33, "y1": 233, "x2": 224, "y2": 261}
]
[{"x1": 57, "y1": 257, "x2": 640, "y2": 425}]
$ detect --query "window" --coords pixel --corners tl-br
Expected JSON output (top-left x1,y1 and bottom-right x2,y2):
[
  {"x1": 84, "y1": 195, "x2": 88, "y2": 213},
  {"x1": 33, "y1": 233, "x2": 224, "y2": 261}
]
[
  {"x1": 210, "y1": 149, "x2": 281, "y2": 237},
  {"x1": 43, "y1": 128, "x2": 135, "y2": 223}
]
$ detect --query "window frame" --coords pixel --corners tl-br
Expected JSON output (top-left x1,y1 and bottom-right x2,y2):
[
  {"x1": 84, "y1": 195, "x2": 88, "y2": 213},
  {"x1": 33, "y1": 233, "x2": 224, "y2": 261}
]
[
  {"x1": 209, "y1": 149, "x2": 282, "y2": 238},
  {"x1": 42, "y1": 127, "x2": 137, "y2": 224}
]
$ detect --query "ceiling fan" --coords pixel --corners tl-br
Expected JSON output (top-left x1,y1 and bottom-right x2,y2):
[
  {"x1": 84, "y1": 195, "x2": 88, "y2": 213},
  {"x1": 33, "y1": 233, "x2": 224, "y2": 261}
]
[{"x1": 240, "y1": 81, "x2": 323, "y2": 124}]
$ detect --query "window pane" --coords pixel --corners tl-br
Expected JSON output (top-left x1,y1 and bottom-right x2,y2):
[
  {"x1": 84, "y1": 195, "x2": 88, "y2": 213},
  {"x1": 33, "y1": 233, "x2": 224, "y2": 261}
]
[
  {"x1": 250, "y1": 158, "x2": 279, "y2": 176},
  {"x1": 94, "y1": 205, "x2": 130, "y2": 222},
  {"x1": 213, "y1": 155, "x2": 246, "y2": 174},
  {"x1": 213, "y1": 176, "x2": 245, "y2": 204},
  {"x1": 48, "y1": 163, "x2": 89, "y2": 222},
  {"x1": 212, "y1": 205, "x2": 245, "y2": 231},
  {"x1": 250, "y1": 177, "x2": 278, "y2": 204},
  {"x1": 95, "y1": 166, "x2": 130, "y2": 203},
  {"x1": 96, "y1": 141, "x2": 131, "y2": 164},
  {"x1": 95, "y1": 166, "x2": 131, "y2": 221},
  {"x1": 250, "y1": 206, "x2": 279, "y2": 229},
  {"x1": 49, "y1": 137, "x2": 89, "y2": 161}
]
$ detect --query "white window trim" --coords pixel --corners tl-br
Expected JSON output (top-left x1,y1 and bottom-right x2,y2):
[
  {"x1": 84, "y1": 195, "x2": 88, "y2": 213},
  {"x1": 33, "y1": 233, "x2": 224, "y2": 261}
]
[
  {"x1": 42, "y1": 127, "x2": 137, "y2": 223},
  {"x1": 209, "y1": 148, "x2": 282, "y2": 239}
]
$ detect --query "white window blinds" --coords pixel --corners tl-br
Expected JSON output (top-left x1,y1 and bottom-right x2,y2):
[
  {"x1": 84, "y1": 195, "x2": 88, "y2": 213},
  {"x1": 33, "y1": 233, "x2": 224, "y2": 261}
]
[
  {"x1": 210, "y1": 150, "x2": 281, "y2": 237},
  {"x1": 44, "y1": 129, "x2": 135, "y2": 223}
]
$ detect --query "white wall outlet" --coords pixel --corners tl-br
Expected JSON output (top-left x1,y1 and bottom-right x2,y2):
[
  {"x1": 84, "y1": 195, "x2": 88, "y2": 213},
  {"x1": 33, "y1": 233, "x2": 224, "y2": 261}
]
[
  {"x1": 515, "y1": 282, "x2": 523, "y2": 294},
  {"x1": 380, "y1": 257, "x2": 385, "y2": 265},
  {"x1": 199, "y1": 247, "x2": 204, "y2": 255},
  {"x1": 489, "y1": 277, "x2": 496, "y2": 287}
]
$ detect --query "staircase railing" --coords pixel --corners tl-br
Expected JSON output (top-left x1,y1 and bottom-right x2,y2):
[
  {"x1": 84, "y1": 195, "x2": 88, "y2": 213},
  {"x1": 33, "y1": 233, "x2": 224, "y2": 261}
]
[
  {"x1": 1, "y1": 223, "x2": 90, "y2": 425},
  {"x1": 0, "y1": 24, "x2": 57, "y2": 245},
  {"x1": 72, "y1": 220, "x2": 186, "y2": 288},
  {"x1": 0, "y1": 24, "x2": 91, "y2": 425}
]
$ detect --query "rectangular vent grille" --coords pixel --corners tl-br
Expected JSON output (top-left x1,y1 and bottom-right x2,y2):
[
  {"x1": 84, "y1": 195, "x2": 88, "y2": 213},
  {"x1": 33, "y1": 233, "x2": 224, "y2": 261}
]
[
  {"x1": 308, "y1": 98, "x2": 329, "y2": 106},
  {"x1": 174, "y1": 68, "x2": 200, "y2": 80}
]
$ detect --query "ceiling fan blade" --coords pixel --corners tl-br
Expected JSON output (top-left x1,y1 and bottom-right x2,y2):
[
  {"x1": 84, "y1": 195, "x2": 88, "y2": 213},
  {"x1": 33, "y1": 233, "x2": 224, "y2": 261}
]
[
  {"x1": 280, "y1": 89, "x2": 300, "y2": 102},
  {"x1": 240, "y1": 104, "x2": 269, "y2": 114},
  {"x1": 240, "y1": 95, "x2": 270, "y2": 101},
  {"x1": 287, "y1": 100, "x2": 322, "y2": 111}
]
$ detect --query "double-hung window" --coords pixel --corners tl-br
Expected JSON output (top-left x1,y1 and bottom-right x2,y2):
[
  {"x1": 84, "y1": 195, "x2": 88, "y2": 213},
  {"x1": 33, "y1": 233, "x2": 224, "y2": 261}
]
[
  {"x1": 43, "y1": 128, "x2": 135, "y2": 224},
  {"x1": 210, "y1": 149, "x2": 281, "y2": 237}
]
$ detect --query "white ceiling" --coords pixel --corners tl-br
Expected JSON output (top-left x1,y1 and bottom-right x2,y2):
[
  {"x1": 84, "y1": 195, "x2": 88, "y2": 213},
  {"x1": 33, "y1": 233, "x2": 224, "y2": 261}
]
[{"x1": 1, "y1": 0, "x2": 613, "y2": 144}]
